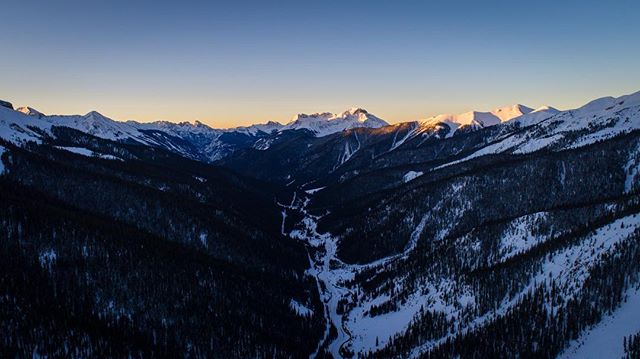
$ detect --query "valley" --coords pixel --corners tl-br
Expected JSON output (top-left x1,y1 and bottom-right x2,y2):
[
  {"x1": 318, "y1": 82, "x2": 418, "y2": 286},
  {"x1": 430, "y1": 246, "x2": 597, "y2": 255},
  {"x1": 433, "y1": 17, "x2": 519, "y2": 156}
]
[{"x1": 1, "y1": 90, "x2": 640, "y2": 358}]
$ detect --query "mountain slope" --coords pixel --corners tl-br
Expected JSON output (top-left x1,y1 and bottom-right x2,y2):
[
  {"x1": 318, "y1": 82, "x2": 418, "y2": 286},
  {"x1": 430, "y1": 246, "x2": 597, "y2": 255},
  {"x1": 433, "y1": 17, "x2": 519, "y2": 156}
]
[
  {"x1": 0, "y1": 133, "x2": 324, "y2": 357},
  {"x1": 2, "y1": 90, "x2": 640, "y2": 358},
  {"x1": 418, "y1": 103, "x2": 537, "y2": 136},
  {"x1": 276, "y1": 90, "x2": 640, "y2": 358},
  {"x1": 220, "y1": 103, "x2": 560, "y2": 186}
]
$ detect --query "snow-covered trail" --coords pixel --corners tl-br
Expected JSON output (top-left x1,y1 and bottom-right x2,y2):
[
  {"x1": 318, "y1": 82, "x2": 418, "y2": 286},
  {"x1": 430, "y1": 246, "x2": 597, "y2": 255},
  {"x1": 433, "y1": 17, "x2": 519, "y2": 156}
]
[{"x1": 281, "y1": 190, "x2": 429, "y2": 358}]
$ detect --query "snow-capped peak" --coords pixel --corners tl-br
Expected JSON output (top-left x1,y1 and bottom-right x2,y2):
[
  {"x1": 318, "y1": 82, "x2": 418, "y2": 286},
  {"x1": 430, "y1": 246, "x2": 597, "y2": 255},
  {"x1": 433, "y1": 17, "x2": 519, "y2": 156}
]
[
  {"x1": 506, "y1": 105, "x2": 560, "y2": 128},
  {"x1": 572, "y1": 90, "x2": 640, "y2": 116},
  {"x1": 290, "y1": 112, "x2": 333, "y2": 123},
  {"x1": 82, "y1": 111, "x2": 122, "y2": 127},
  {"x1": 418, "y1": 104, "x2": 541, "y2": 137},
  {"x1": 16, "y1": 106, "x2": 45, "y2": 118},
  {"x1": 439, "y1": 90, "x2": 640, "y2": 169},
  {"x1": 491, "y1": 104, "x2": 534, "y2": 122},
  {"x1": 132, "y1": 119, "x2": 220, "y2": 136},
  {"x1": 532, "y1": 105, "x2": 559, "y2": 113},
  {"x1": 285, "y1": 108, "x2": 388, "y2": 136},
  {"x1": 233, "y1": 121, "x2": 284, "y2": 136},
  {"x1": 84, "y1": 110, "x2": 100, "y2": 117},
  {"x1": 341, "y1": 107, "x2": 368, "y2": 117}
]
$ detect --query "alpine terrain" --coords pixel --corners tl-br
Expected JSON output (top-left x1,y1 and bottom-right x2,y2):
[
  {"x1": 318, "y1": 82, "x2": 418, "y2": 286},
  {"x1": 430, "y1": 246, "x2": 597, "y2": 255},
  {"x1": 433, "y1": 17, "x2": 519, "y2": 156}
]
[{"x1": 1, "y1": 90, "x2": 640, "y2": 358}]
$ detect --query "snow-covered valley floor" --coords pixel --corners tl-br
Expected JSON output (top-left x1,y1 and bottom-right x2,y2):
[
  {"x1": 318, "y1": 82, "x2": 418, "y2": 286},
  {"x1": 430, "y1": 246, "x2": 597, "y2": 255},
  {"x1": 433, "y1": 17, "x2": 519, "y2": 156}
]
[
  {"x1": 282, "y1": 190, "x2": 430, "y2": 358},
  {"x1": 283, "y1": 193, "x2": 354, "y2": 358}
]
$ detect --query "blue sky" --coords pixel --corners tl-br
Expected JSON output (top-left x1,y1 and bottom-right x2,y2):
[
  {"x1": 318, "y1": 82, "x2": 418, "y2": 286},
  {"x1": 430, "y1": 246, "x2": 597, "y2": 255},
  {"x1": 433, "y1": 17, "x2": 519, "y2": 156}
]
[{"x1": 1, "y1": 0, "x2": 639, "y2": 127}]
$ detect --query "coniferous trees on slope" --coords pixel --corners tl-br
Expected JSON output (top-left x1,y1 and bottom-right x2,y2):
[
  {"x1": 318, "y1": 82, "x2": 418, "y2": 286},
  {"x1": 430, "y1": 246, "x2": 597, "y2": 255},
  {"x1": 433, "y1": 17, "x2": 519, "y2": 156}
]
[{"x1": 0, "y1": 180, "x2": 324, "y2": 358}]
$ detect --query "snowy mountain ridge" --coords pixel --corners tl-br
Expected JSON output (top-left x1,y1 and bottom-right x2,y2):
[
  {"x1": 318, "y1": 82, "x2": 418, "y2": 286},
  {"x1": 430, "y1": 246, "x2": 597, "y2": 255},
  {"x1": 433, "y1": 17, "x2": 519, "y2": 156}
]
[
  {"x1": 3, "y1": 91, "x2": 638, "y2": 170},
  {"x1": 0, "y1": 106, "x2": 390, "y2": 161},
  {"x1": 11, "y1": 106, "x2": 389, "y2": 139},
  {"x1": 284, "y1": 107, "x2": 389, "y2": 136},
  {"x1": 439, "y1": 90, "x2": 640, "y2": 168},
  {"x1": 417, "y1": 103, "x2": 551, "y2": 138}
]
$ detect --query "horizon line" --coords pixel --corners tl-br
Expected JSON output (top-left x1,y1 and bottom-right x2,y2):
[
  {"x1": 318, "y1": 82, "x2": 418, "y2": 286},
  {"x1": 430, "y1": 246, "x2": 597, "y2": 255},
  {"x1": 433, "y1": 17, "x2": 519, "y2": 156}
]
[{"x1": 5, "y1": 88, "x2": 640, "y2": 130}]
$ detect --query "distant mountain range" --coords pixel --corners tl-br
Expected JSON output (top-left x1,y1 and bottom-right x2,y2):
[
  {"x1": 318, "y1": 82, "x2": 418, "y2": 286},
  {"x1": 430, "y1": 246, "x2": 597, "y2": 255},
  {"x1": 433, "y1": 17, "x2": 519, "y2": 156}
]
[
  {"x1": 2, "y1": 105, "x2": 390, "y2": 161},
  {"x1": 1, "y1": 100, "x2": 561, "y2": 162},
  {"x1": 1, "y1": 90, "x2": 640, "y2": 358}
]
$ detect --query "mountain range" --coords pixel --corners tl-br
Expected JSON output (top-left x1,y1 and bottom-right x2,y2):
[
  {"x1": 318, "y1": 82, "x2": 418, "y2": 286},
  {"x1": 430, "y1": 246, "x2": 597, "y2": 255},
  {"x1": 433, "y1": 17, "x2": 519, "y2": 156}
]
[
  {"x1": 1, "y1": 100, "x2": 563, "y2": 165},
  {"x1": 2, "y1": 105, "x2": 390, "y2": 162},
  {"x1": 1, "y1": 90, "x2": 639, "y2": 358}
]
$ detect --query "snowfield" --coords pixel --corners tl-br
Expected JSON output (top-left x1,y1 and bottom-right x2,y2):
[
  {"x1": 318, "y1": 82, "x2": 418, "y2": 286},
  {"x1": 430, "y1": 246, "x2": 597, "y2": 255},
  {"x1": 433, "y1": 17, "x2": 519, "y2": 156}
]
[
  {"x1": 403, "y1": 170, "x2": 424, "y2": 183},
  {"x1": 287, "y1": 184, "x2": 640, "y2": 359},
  {"x1": 437, "y1": 91, "x2": 640, "y2": 170},
  {"x1": 560, "y1": 285, "x2": 640, "y2": 359}
]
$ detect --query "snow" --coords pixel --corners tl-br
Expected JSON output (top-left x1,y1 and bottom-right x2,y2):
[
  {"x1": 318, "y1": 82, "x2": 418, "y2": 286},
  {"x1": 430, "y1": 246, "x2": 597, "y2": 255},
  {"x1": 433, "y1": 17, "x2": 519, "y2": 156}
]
[
  {"x1": 285, "y1": 190, "x2": 437, "y2": 358},
  {"x1": 199, "y1": 232, "x2": 208, "y2": 248},
  {"x1": 290, "y1": 299, "x2": 314, "y2": 317},
  {"x1": 345, "y1": 212, "x2": 432, "y2": 353},
  {"x1": 2, "y1": 91, "x2": 636, "y2": 167},
  {"x1": 506, "y1": 105, "x2": 560, "y2": 127},
  {"x1": 409, "y1": 213, "x2": 640, "y2": 358},
  {"x1": 99, "y1": 154, "x2": 121, "y2": 160},
  {"x1": 389, "y1": 127, "x2": 416, "y2": 150},
  {"x1": 253, "y1": 137, "x2": 275, "y2": 150},
  {"x1": 284, "y1": 194, "x2": 356, "y2": 357},
  {"x1": 292, "y1": 176, "x2": 638, "y2": 359},
  {"x1": 349, "y1": 292, "x2": 425, "y2": 352},
  {"x1": 198, "y1": 107, "x2": 388, "y2": 138},
  {"x1": 16, "y1": 106, "x2": 45, "y2": 118},
  {"x1": 54, "y1": 146, "x2": 122, "y2": 160},
  {"x1": 54, "y1": 111, "x2": 160, "y2": 144},
  {"x1": 495, "y1": 212, "x2": 549, "y2": 260},
  {"x1": 418, "y1": 103, "x2": 535, "y2": 136},
  {"x1": 404, "y1": 213, "x2": 430, "y2": 255},
  {"x1": 491, "y1": 104, "x2": 535, "y2": 122},
  {"x1": 54, "y1": 146, "x2": 94, "y2": 156},
  {"x1": 517, "y1": 214, "x2": 640, "y2": 310},
  {"x1": 233, "y1": 121, "x2": 284, "y2": 136},
  {"x1": 133, "y1": 119, "x2": 221, "y2": 137},
  {"x1": 0, "y1": 104, "x2": 390, "y2": 165},
  {"x1": 559, "y1": 285, "x2": 640, "y2": 359},
  {"x1": 279, "y1": 106, "x2": 640, "y2": 356},
  {"x1": 286, "y1": 108, "x2": 388, "y2": 137},
  {"x1": 132, "y1": 107, "x2": 387, "y2": 142},
  {"x1": 38, "y1": 249, "x2": 57, "y2": 269},
  {"x1": 0, "y1": 105, "x2": 51, "y2": 144},
  {"x1": 305, "y1": 187, "x2": 326, "y2": 194},
  {"x1": 0, "y1": 105, "x2": 162, "y2": 148},
  {"x1": 334, "y1": 131, "x2": 362, "y2": 168},
  {"x1": 403, "y1": 171, "x2": 423, "y2": 183},
  {"x1": 434, "y1": 90, "x2": 640, "y2": 171},
  {"x1": 514, "y1": 99, "x2": 640, "y2": 155}
]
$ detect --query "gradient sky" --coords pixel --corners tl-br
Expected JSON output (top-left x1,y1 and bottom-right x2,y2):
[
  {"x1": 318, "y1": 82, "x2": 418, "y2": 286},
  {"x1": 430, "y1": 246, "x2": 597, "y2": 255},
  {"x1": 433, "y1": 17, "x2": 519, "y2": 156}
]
[{"x1": 1, "y1": 0, "x2": 639, "y2": 127}]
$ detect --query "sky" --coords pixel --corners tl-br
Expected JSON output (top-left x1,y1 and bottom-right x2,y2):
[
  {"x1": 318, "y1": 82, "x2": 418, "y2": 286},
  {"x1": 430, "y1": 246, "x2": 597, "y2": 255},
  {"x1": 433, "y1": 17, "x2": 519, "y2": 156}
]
[{"x1": 1, "y1": 0, "x2": 639, "y2": 128}]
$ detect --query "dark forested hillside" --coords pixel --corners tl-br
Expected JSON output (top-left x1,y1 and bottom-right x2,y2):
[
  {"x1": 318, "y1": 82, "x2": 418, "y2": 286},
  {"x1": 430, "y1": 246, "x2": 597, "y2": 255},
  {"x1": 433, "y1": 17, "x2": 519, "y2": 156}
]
[
  {"x1": 317, "y1": 132, "x2": 638, "y2": 264},
  {"x1": 0, "y1": 139, "x2": 324, "y2": 358},
  {"x1": 219, "y1": 123, "x2": 421, "y2": 186}
]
